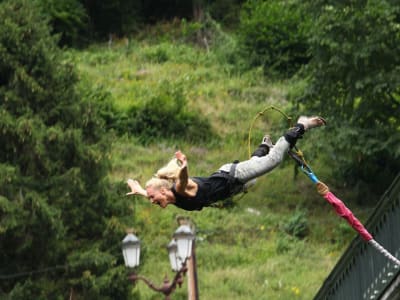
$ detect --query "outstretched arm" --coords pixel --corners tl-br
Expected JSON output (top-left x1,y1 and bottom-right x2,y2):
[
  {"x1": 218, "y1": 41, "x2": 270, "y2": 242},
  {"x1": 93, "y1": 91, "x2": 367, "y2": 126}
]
[
  {"x1": 126, "y1": 179, "x2": 148, "y2": 197},
  {"x1": 174, "y1": 151, "x2": 189, "y2": 193}
]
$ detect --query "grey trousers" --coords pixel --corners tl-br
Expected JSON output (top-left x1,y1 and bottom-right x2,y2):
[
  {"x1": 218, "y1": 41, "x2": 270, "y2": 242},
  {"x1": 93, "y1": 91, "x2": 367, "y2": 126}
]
[{"x1": 218, "y1": 137, "x2": 290, "y2": 184}]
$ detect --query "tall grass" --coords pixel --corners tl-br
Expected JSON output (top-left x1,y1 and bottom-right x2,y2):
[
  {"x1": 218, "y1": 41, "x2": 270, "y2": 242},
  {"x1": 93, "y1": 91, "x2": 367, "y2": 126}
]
[{"x1": 67, "y1": 34, "x2": 369, "y2": 299}]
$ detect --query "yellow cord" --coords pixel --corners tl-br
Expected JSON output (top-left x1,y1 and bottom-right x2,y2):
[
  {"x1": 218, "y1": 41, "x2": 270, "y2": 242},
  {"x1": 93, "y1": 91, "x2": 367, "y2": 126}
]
[
  {"x1": 247, "y1": 105, "x2": 293, "y2": 158},
  {"x1": 295, "y1": 148, "x2": 306, "y2": 163},
  {"x1": 236, "y1": 105, "x2": 309, "y2": 199}
]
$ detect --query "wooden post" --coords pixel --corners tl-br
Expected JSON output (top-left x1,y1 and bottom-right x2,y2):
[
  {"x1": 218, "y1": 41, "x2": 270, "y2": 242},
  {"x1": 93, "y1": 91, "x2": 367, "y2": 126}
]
[{"x1": 187, "y1": 239, "x2": 199, "y2": 300}]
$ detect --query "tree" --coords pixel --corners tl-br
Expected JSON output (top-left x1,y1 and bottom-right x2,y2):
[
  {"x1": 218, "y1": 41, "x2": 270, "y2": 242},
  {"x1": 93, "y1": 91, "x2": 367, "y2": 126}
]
[
  {"x1": 299, "y1": 0, "x2": 400, "y2": 200},
  {"x1": 0, "y1": 0, "x2": 131, "y2": 298},
  {"x1": 238, "y1": 0, "x2": 312, "y2": 77},
  {"x1": 38, "y1": 0, "x2": 89, "y2": 47}
]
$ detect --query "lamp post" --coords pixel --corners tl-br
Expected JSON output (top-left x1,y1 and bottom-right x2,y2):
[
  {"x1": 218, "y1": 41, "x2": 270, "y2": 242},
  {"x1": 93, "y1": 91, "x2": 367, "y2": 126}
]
[
  {"x1": 167, "y1": 239, "x2": 183, "y2": 272},
  {"x1": 121, "y1": 226, "x2": 195, "y2": 300},
  {"x1": 173, "y1": 225, "x2": 195, "y2": 262},
  {"x1": 122, "y1": 233, "x2": 140, "y2": 268},
  {"x1": 175, "y1": 220, "x2": 199, "y2": 300}
]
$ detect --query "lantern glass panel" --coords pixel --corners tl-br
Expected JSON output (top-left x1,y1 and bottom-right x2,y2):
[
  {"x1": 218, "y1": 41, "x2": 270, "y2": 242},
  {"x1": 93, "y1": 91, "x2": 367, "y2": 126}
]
[{"x1": 122, "y1": 233, "x2": 140, "y2": 268}]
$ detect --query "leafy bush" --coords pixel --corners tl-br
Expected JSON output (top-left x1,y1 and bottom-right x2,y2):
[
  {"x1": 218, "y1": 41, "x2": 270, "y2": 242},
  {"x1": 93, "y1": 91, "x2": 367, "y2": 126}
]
[
  {"x1": 112, "y1": 81, "x2": 215, "y2": 144},
  {"x1": 142, "y1": 43, "x2": 170, "y2": 63},
  {"x1": 181, "y1": 15, "x2": 246, "y2": 74},
  {"x1": 38, "y1": 0, "x2": 88, "y2": 47},
  {"x1": 283, "y1": 209, "x2": 309, "y2": 239},
  {"x1": 203, "y1": 16, "x2": 245, "y2": 69},
  {"x1": 238, "y1": 0, "x2": 311, "y2": 77},
  {"x1": 181, "y1": 18, "x2": 204, "y2": 42}
]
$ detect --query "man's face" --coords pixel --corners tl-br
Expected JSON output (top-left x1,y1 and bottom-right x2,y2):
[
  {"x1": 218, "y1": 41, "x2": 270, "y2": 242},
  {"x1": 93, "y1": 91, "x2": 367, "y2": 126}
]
[{"x1": 146, "y1": 186, "x2": 170, "y2": 208}]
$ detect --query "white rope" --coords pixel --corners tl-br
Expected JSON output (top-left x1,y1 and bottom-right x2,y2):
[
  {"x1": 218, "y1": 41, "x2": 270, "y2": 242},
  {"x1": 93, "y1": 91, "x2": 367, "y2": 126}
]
[{"x1": 368, "y1": 239, "x2": 400, "y2": 267}]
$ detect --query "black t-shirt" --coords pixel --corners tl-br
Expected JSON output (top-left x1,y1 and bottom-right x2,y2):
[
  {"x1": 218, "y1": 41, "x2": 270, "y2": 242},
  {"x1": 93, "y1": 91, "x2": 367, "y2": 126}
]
[{"x1": 172, "y1": 173, "x2": 243, "y2": 211}]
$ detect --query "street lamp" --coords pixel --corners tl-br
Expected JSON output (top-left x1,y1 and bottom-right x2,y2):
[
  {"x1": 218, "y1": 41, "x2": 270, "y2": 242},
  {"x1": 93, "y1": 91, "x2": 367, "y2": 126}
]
[
  {"x1": 173, "y1": 225, "x2": 195, "y2": 262},
  {"x1": 122, "y1": 233, "x2": 140, "y2": 268},
  {"x1": 121, "y1": 226, "x2": 195, "y2": 300},
  {"x1": 167, "y1": 239, "x2": 183, "y2": 272}
]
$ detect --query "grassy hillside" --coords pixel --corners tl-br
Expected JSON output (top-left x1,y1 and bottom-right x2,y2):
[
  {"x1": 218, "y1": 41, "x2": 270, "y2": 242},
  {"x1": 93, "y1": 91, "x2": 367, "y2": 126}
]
[{"x1": 67, "y1": 38, "x2": 373, "y2": 299}]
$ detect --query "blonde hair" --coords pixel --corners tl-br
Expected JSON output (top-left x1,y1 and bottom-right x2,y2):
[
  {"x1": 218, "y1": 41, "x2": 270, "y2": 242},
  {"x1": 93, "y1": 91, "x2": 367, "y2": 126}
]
[
  {"x1": 145, "y1": 177, "x2": 173, "y2": 190},
  {"x1": 155, "y1": 157, "x2": 181, "y2": 180},
  {"x1": 145, "y1": 157, "x2": 181, "y2": 190}
]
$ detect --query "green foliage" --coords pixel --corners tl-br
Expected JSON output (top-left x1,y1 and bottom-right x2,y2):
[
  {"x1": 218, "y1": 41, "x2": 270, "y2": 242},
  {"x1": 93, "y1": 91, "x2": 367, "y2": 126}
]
[
  {"x1": 181, "y1": 16, "x2": 246, "y2": 73},
  {"x1": 77, "y1": 79, "x2": 120, "y2": 135},
  {"x1": 276, "y1": 233, "x2": 293, "y2": 254},
  {"x1": 181, "y1": 18, "x2": 204, "y2": 43},
  {"x1": 282, "y1": 208, "x2": 309, "y2": 239},
  {"x1": 299, "y1": 0, "x2": 400, "y2": 200},
  {"x1": 63, "y1": 42, "x2": 217, "y2": 145},
  {"x1": 124, "y1": 82, "x2": 216, "y2": 144},
  {"x1": 37, "y1": 0, "x2": 88, "y2": 47},
  {"x1": 332, "y1": 222, "x2": 356, "y2": 249},
  {"x1": 0, "y1": 0, "x2": 130, "y2": 298},
  {"x1": 238, "y1": 0, "x2": 311, "y2": 77},
  {"x1": 204, "y1": 16, "x2": 246, "y2": 70},
  {"x1": 208, "y1": 0, "x2": 245, "y2": 27},
  {"x1": 142, "y1": 43, "x2": 170, "y2": 63}
]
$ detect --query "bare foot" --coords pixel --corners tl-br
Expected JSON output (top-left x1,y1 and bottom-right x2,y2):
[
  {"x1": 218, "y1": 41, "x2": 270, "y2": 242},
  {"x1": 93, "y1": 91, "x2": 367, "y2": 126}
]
[
  {"x1": 297, "y1": 116, "x2": 326, "y2": 130},
  {"x1": 175, "y1": 151, "x2": 187, "y2": 167}
]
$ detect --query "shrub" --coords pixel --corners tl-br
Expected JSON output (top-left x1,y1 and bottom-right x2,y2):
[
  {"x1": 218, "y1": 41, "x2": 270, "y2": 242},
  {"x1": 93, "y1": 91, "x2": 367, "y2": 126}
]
[
  {"x1": 38, "y1": 0, "x2": 88, "y2": 47},
  {"x1": 283, "y1": 209, "x2": 309, "y2": 239},
  {"x1": 238, "y1": 0, "x2": 311, "y2": 77},
  {"x1": 114, "y1": 82, "x2": 215, "y2": 144},
  {"x1": 142, "y1": 43, "x2": 170, "y2": 63}
]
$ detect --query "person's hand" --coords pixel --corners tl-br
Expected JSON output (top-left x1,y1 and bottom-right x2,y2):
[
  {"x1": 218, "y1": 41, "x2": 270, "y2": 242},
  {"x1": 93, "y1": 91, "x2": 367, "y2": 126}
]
[
  {"x1": 126, "y1": 179, "x2": 143, "y2": 195},
  {"x1": 175, "y1": 150, "x2": 187, "y2": 168}
]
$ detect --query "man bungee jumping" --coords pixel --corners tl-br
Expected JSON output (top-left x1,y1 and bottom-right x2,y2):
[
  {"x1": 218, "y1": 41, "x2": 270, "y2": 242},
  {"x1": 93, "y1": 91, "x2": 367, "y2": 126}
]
[{"x1": 126, "y1": 116, "x2": 326, "y2": 211}]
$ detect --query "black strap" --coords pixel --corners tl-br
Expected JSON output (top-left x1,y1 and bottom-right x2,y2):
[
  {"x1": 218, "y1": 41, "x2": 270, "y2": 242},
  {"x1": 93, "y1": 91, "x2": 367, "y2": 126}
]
[{"x1": 228, "y1": 160, "x2": 245, "y2": 195}]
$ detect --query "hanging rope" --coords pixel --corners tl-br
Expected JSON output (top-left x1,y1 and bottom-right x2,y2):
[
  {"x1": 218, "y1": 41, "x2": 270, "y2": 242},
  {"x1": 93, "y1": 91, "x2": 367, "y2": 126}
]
[
  {"x1": 288, "y1": 150, "x2": 400, "y2": 267},
  {"x1": 369, "y1": 239, "x2": 400, "y2": 266},
  {"x1": 246, "y1": 107, "x2": 400, "y2": 266}
]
